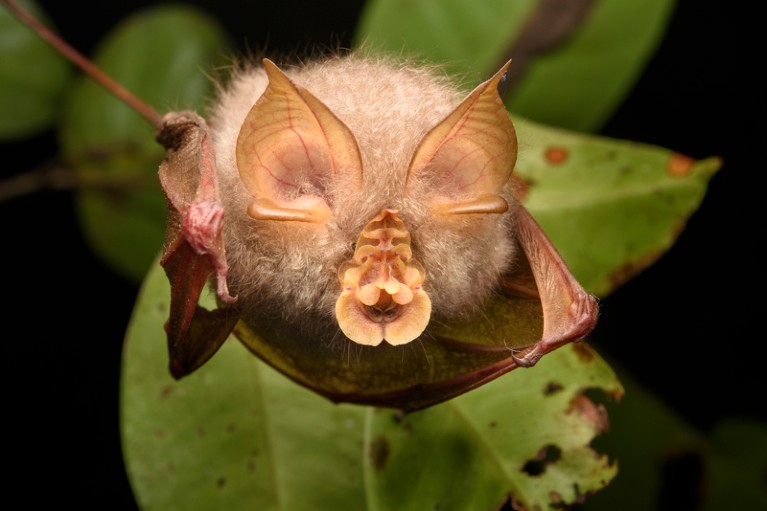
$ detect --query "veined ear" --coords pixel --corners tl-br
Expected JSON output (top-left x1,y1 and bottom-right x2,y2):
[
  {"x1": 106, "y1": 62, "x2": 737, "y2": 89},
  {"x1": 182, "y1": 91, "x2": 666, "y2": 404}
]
[
  {"x1": 236, "y1": 59, "x2": 364, "y2": 223},
  {"x1": 405, "y1": 61, "x2": 516, "y2": 216}
]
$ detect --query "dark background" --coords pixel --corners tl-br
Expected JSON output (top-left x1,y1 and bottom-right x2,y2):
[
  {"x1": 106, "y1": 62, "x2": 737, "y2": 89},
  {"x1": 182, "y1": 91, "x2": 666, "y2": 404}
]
[{"x1": 5, "y1": 0, "x2": 763, "y2": 509}]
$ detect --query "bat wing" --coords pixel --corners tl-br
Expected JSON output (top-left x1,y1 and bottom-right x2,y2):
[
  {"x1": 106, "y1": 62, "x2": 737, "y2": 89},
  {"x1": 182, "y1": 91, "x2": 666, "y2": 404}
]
[
  {"x1": 157, "y1": 111, "x2": 238, "y2": 378},
  {"x1": 501, "y1": 204, "x2": 598, "y2": 367}
]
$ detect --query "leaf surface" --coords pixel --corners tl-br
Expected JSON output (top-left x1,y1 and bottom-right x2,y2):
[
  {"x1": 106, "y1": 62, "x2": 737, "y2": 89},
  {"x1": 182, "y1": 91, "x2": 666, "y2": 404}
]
[
  {"x1": 60, "y1": 5, "x2": 230, "y2": 280},
  {"x1": 121, "y1": 261, "x2": 368, "y2": 511},
  {"x1": 514, "y1": 118, "x2": 720, "y2": 296},
  {"x1": 364, "y1": 343, "x2": 622, "y2": 510},
  {"x1": 354, "y1": 0, "x2": 674, "y2": 131},
  {"x1": 0, "y1": 0, "x2": 71, "y2": 139},
  {"x1": 123, "y1": 261, "x2": 622, "y2": 510}
]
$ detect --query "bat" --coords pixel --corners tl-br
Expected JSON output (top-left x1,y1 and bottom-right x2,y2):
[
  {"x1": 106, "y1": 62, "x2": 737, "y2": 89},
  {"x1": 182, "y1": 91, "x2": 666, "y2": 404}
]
[{"x1": 6, "y1": 1, "x2": 598, "y2": 411}]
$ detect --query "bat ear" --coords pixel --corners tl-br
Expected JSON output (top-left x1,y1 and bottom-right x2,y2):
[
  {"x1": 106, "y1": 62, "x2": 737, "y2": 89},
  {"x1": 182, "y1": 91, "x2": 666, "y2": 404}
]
[
  {"x1": 405, "y1": 61, "x2": 516, "y2": 216},
  {"x1": 236, "y1": 59, "x2": 364, "y2": 223}
]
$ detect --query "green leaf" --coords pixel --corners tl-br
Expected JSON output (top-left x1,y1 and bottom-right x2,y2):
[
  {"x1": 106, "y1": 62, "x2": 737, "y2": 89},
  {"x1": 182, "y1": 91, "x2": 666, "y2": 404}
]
[
  {"x1": 365, "y1": 343, "x2": 622, "y2": 510},
  {"x1": 121, "y1": 260, "x2": 368, "y2": 511},
  {"x1": 514, "y1": 117, "x2": 721, "y2": 296},
  {"x1": 123, "y1": 261, "x2": 622, "y2": 510},
  {"x1": 505, "y1": 0, "x2": 675, "y2": 131},
  {"x1": 354, "y1": 0, "x2": 674, "y2": 131},
  {"x1": 0, "y1": 0, "x2": 72, "y2": 139},
  {"x1": 580, "y1": 363, "x2": 767, "y2": 511},
  {"x1": 354, "y1": 0, "x2": 537, "y2": 83},
  {"x1": 59, "y1": 5, "x2": 230, "y2": 281}
]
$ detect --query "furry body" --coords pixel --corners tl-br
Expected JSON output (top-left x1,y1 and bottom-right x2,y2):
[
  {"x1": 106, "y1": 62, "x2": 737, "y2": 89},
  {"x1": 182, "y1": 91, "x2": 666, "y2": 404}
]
[{"x1": 208, "y1": 55, "x2": 518, "y2": 336}]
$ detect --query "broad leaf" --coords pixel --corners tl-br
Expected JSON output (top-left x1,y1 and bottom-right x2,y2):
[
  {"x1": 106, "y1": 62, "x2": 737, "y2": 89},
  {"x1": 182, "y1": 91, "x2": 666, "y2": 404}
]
[
  {"x1": 515, "y1": 118, "x2": 720, "y2": 296},
  {"x1": 122, "y1": 261, "x2": 622, "y2": 510},
  {"x1": 354, "y1": 0, "x2": 674, "y2": 131},
  {"x1": 121, "y1": 261, "x2": 368, "y2": 511},
  {"x1": 0, "y1": 0, "x2": 71, "y2": 139},
  {"x1": 365, "y1": 343, "x2": 622, "y2": 510},
  {"x1": 59, "y1": 5, "x2": 230, "y2": 281}
]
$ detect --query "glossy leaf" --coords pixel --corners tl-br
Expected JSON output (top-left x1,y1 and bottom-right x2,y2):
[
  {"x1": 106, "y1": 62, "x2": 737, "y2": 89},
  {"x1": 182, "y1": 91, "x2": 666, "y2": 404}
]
[
  {"x1": 60, "y1": 5, "x2": 230, "y2": 281},
  {"x1": 354, "y1": 0, "x2": 674, "y2": 131},
  {"x1": 122, "y1": 260, "x2": 622, "y2": 510},
  {"x1": 365, "y1": 342, "x2": 622, "y2": 510},
  {"x1": 0, "y1": 0, "x2": 71, "y2": 139},
  {"x1": 514, "y1": 117, "x2": 721, "y2": 296},
  {"x1": 121, "y1": 261, "x2": 368, "y2": 511}
]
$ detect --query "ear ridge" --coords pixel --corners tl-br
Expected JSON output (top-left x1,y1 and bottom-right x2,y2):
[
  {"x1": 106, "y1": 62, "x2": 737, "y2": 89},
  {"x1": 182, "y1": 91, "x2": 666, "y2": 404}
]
[
  {"x1": 235, "y1": 59, "x2": 363, "y2": 222},
  {"x1": 405, "y1": 61, "x2": 517, "y2": 212}
]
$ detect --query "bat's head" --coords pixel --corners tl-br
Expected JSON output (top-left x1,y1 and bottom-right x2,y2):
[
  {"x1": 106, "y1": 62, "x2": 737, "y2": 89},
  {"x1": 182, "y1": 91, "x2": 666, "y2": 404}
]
[{"x1": 210, "y1": 55, "x2": 518, "y2": 347}]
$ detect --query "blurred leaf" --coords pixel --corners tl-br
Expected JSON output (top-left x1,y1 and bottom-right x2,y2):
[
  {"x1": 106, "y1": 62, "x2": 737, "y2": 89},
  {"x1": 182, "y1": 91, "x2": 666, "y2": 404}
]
[
  {"x1": 123, "y1": 261, "x2": 622, "y2": 510},
  {"x1": 705, "y1": 420, "x2": 767, "y2": 511},
  {"x1": 354, "y1": 0, "x2": 536, "y2": 82},
  {"x1": 581, "y1": 364, "x2": 767, "y2": 511},
  {"x1": 0, "y1": 0, "x2": 71, "y2": 139},
  {"x1": 121, "y1": 260, "x2": 368, "y2": 511},
  {"x1": 505, "y1": 0, "x2": 675, "y2": 131},
  {"x1": 515, "y1": 118, "x2": 720, "y2": 296},
  {"x1": 59, "y1": 4, "x2": 230, "y2": 281},
  {"x1": 354, "y1": 0, "x2": 674, "y2": 131},
  {"x1": 365, "y1": 343, "x2": 622, "y2": 510}
]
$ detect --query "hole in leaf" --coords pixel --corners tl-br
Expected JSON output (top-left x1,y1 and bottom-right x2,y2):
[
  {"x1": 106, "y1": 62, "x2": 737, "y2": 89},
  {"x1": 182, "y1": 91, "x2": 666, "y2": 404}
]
[
  {"x1": 543, "y1": 381, "x2": 564, "y2": 395},
  {"x1": 522, "y1": 444, "x2": 562, "y2": 476}
]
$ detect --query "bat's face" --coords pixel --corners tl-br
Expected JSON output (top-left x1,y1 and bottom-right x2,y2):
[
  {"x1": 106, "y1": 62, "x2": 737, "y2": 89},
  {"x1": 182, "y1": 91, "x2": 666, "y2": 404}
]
[{"x1": 208, "y1": 56, "x2": 519, "y2": 347}]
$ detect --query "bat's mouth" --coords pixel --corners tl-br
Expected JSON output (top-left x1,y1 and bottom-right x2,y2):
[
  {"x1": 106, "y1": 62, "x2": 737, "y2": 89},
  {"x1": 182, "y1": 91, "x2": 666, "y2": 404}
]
[{"x1": 335, "y1": 209, "x2": 432, "y2": 346}]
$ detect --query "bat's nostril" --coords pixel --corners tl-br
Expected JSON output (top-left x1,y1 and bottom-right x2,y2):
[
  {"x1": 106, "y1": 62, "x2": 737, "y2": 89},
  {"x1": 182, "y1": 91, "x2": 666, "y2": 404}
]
[{"x1": 364, "y1": 302, "x2": 400, "y2": 323}]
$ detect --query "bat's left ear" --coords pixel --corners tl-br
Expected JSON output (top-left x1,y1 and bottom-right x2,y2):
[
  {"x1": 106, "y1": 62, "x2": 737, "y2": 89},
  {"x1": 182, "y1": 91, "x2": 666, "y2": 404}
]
[
  {"x1": 236, "y1": 59, "x2": 364, "y2": 223},
  {"x1": 405, "y1": 61, "x2": 516, "y2": 215}
]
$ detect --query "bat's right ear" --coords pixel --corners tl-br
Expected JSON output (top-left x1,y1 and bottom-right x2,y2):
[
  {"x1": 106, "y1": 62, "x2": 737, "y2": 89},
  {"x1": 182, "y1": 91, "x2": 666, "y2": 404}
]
[
  {"x1": 235, "y1": 59, "x2": 364, "y2": 223},
  {"x1": 404, "y1": 61, "x2": 516, "y2": 217}
]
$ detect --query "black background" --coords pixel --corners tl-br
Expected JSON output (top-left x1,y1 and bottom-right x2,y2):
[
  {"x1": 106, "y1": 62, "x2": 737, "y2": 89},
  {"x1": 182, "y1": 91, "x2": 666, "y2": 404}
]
[{"x1": 5, "y1": 1, "x2": 764, "y2": 509}]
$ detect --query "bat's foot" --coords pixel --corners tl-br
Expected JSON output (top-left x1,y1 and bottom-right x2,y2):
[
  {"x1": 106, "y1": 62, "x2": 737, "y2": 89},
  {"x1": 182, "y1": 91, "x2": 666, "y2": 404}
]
[{"x1": 512, "y1": 290, "x2": 598, "y2": 368}]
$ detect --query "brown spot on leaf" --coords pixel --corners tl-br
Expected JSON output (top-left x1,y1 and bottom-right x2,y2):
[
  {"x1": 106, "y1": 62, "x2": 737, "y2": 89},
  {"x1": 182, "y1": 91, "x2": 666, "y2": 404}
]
[
  {"x1": 154, "y1": 429, "x2": 166, "y2": 440},
  {"x1": 216, "y1": 477, "x2": 226, "y2": 489},
  {"x1": 160, "y1": 385, "x2": 173, "y2": 399},
  {"x1": 369, "y1": 436, "x2": 390, "y2": 472},
  {"x1": 489, "y1": 421, "x2": 498, "y2": 428},
  {"x1": 545, "y1": 146, "x2": 569, "y2": 165},
  {"x1": 227, "y1": 423, "x2": 236, "y2": 433},
  {"x1": 549, "y1": 491, "x2": 563, "y2": 503},
  {"x1": 667, "y1": 153, "x2": 695, "y2": 177},
  {"x1": 543, "y1": 381, "x2": 564, "y2": 395},
  {"x1": 572, "y1": 342, "x2": 594, "y2": 362},
  {"x1": 566, "y1": 394, "x2": 610, "y2": 434}
]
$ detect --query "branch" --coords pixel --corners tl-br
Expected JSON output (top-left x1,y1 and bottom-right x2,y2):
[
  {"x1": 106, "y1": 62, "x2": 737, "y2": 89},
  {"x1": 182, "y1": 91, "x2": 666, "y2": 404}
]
[{"x1": 1, "y1": 0, "x2": 162, "y2": 128}]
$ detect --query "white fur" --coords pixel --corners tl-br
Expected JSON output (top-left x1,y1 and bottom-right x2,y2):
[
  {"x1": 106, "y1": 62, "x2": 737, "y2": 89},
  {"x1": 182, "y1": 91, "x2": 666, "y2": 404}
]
[{"x1": 207, "y1": 54, "x2": 518, "y2": 329}]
